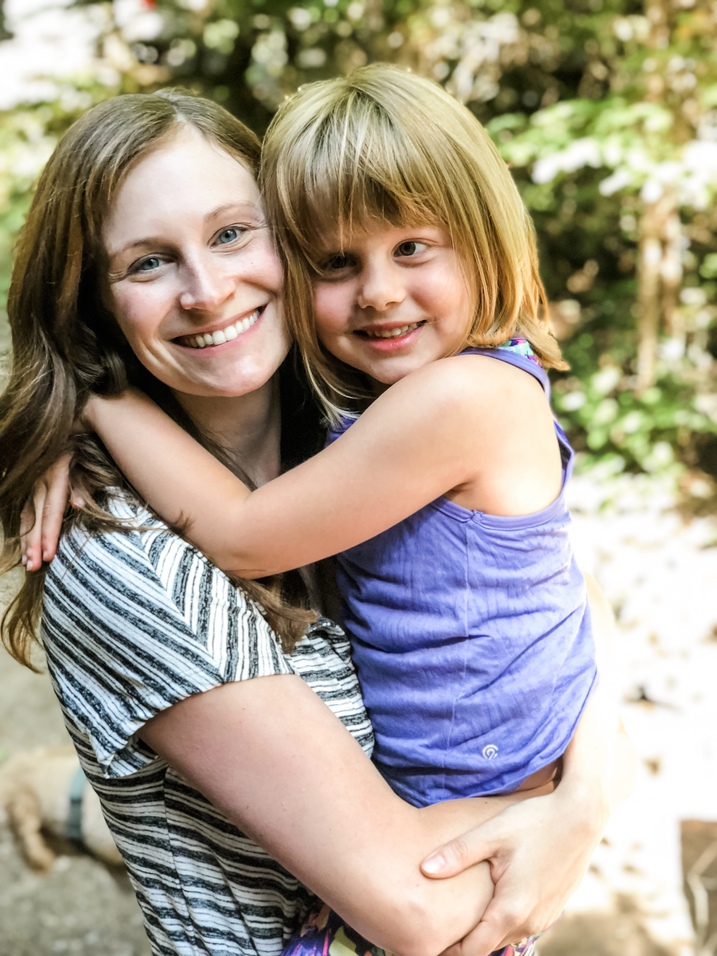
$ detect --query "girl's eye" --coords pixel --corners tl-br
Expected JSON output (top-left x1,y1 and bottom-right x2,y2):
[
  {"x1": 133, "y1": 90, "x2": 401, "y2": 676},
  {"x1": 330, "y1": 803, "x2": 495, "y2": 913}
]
[
  {"x1": 395, "y1": 240, "x2": 427, "y2": 258},
  {"x1": 320, "y1": 253, "x2": 354, "y2": 273}
]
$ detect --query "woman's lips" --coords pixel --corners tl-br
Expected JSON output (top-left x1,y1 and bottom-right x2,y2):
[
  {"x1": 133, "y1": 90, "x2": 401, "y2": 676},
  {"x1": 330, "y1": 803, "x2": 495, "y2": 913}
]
[{"x1": 176, "y1": 308, "x2": 261, "y2": 349}]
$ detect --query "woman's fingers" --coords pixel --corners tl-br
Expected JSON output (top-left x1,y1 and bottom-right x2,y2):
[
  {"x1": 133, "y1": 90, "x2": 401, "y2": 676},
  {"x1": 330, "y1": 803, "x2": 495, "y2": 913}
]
[
  {"x1": 421, "y1": 813, "x2": 500, "y2": 879},
  {"x1": 454, "y1": 881, "x2": 550, "y2": 956},
  {"x1": 440, "y1": 877, "x2": 552, "y2": 956},
  {"x1": 423, "y1": 792, "x2": 580, "y2": 953}
]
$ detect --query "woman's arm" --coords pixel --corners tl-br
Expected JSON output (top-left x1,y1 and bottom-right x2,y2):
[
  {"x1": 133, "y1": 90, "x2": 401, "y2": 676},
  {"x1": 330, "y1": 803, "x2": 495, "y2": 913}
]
[
  {"x1": 140, "y1": 669, "x2": 544, "y2": 956},
  {"x1": 84, "y1": 356, "x2": 557, "y2": 577},
  {"x1": 138, "y1": 572, "x2": 629, "y2": 956}
]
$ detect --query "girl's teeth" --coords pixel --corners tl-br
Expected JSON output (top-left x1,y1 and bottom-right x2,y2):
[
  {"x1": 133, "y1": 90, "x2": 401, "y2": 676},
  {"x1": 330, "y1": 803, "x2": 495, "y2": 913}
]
[
  {"x1": 184, "y1": 310, "x2": 259, "y2": 348},
  {"x1": 365, "y1": 324, "x2": 419, "y2": 338}
]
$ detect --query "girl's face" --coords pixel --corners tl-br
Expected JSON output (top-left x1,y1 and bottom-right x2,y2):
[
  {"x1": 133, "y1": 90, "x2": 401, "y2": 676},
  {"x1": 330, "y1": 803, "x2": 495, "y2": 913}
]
[
  {"x1": 101, "y1": 127, "x2": 289, "y2": 401},
  {"x1": 311, "y1": 223, "x2": 474, "y2": 387}
]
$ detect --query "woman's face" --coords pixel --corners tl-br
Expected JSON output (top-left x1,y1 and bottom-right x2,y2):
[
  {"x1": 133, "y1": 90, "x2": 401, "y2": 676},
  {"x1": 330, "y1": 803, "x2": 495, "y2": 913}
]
[{"x1": 101, "y1": 127, "x2": 288, "y2": 400}]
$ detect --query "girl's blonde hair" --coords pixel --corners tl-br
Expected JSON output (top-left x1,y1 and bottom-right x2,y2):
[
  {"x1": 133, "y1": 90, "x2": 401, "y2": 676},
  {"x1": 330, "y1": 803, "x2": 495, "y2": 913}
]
[
  {"x1": 262, "y1": 63, "x2": 566, "y2": 421},
  {"x1": 0, "y1": 90, "x2": 314, "y2": 669}
]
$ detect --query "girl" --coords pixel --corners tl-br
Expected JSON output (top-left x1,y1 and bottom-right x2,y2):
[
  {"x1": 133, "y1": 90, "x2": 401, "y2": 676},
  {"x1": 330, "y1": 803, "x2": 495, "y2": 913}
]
[{"x1": 19, "y1": 70, "x2": 623, "y2": 954}]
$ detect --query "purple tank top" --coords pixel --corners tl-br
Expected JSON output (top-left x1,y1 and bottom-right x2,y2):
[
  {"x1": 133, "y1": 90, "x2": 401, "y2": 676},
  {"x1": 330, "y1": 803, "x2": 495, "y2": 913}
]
[{"x1": 327, "y1": 344, "x2": 596, "y2": 806}]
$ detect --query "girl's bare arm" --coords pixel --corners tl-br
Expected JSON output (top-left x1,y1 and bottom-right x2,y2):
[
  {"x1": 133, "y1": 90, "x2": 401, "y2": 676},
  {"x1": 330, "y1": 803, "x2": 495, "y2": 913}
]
[{"x1": 81, "y1": 356, "x2": 558, "y2": 577}]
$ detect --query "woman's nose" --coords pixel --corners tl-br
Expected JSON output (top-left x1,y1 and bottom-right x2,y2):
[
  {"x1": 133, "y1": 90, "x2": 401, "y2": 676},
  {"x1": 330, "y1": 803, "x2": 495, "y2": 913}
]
[
  {"x1": 178, "y1": 258, "x2": 234, "y2": 312},
  {"x1": 356, "y1": 263, "x2": 406, "y2": 312}
]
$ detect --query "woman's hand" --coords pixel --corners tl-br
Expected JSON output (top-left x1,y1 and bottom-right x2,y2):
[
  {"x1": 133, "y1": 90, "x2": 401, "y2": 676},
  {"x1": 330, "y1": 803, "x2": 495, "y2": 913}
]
[
  {"x1": 20, "y1": 453, "x2": 81, "y2": 571},
  {"x1": 424, "y1": 782, "x2": 604, "y2": 956}
]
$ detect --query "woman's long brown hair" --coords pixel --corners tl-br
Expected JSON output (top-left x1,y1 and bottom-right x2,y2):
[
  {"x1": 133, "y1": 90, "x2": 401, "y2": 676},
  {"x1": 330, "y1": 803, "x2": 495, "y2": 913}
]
[{"x1": 0, "y1": 90, "x2": 316, "y2": 669}]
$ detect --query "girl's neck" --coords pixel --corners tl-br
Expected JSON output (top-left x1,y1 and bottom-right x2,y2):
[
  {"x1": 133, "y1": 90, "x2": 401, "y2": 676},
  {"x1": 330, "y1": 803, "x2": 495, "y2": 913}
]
[{"x1": 174, "y1": 377, "x2": 282, "y2": 487}]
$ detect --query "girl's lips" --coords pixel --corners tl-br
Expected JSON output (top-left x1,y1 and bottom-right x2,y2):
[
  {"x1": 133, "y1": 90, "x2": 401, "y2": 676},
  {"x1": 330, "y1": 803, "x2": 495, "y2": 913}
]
[
  {"x1": 175, "y1": 308, "x2": 262, "y2": 349},
  {"x1": 354, "y1": 321, "x2": 424, "y2": 351}
]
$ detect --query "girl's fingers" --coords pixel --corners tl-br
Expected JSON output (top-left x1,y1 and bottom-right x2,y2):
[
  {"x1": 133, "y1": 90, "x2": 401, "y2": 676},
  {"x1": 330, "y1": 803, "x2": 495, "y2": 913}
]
[
  {"x1": 20, "y1": 453, "x2": 73, "y2": 571},
  {"x1": 40, "y1": 458, "x2": 73, "y2": 563},
  {"x1": 20, "y1": 484, "x2": 46, "y2": 572}
]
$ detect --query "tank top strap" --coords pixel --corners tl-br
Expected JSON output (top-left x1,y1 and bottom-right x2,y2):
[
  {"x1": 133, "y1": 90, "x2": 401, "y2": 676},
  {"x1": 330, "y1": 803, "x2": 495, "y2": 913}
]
[{"x1": 459, "y1": 339, "x2": 551, "y2": 401}]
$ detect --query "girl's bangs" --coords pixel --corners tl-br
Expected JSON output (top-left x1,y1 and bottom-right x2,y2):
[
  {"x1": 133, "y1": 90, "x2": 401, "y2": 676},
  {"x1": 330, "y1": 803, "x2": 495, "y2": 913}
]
[{"x1": 288, "y1": 109, "x2": 443, "y2": 265}]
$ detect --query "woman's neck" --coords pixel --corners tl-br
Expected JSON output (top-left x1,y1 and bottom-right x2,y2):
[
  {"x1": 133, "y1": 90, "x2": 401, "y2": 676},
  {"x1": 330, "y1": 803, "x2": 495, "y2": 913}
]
[{"x1": 174, "y1": 377, "x2": 282, "y2": 486}]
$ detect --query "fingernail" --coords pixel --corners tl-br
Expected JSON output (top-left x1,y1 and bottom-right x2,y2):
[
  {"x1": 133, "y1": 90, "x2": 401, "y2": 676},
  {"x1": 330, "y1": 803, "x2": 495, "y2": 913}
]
[
  {"x1": 21, "y1": 554, "x2": 27, "y2": 566},
  {"x1": 42, "y1": 550, "x2": 51, "y2": 562},
  {"x1": 421, "y1": 852, "x2": 446, "y2": 874}
]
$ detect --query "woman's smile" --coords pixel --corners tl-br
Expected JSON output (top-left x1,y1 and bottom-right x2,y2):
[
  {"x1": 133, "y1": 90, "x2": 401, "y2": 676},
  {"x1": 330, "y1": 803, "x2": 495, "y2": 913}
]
[
  {"x1": 176, "y1": 307, "x2": 263, "y2": 350},
  {"x1": 101, "y1": 127, "x2": 289, "y2": 399}
]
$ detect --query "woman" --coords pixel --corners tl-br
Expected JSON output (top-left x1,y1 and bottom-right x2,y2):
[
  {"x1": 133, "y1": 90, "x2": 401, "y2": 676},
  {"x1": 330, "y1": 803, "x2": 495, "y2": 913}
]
[{"x1": 0, "y1": 90, "x2": 616, "y2": 956}]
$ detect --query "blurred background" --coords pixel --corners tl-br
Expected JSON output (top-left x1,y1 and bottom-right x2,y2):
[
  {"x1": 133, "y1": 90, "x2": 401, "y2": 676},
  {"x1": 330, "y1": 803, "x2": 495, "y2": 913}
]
[{"x1": 0, "y1": 1, "x2": 716, "y2": 954}]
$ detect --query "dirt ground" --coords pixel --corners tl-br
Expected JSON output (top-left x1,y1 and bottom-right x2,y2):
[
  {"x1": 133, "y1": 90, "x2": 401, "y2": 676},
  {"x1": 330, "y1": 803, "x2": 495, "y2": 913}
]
[{"x1": 0, "y1": 570, "x2": 150, "y2": 955}]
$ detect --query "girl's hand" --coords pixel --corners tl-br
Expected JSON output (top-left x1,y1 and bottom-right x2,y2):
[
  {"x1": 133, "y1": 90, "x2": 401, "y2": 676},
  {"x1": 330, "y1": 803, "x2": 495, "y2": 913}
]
[
  {"x1": 424, "y1": 784, "x2": 604, "y2": 956},
  {"x1": 20, "y1": 395, "x2": 106, "y2": 569},
  {"x1": 21, "y1": 454, "x2": 82, "y2": 571}
]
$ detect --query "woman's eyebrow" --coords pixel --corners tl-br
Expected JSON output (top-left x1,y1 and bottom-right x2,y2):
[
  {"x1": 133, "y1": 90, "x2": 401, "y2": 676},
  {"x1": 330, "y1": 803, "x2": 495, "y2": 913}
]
[
  {"x1": 104, "y1": 235, "x2": 167, "y2": 265},
  {"x1": 207, "y1": 201, "x2": 264, "y2": 221}
]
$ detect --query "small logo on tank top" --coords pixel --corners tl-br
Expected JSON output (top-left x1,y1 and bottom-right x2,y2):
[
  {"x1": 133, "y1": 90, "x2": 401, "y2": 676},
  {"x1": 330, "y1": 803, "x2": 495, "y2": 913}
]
[{"x1": 482, "y1": 744, "x2": 499, "y2": 760}]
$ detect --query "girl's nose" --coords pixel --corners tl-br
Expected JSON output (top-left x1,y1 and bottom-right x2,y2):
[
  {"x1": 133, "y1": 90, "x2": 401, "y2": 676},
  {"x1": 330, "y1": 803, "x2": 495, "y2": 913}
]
[
  {"x1": 356, "y1": 263, "x2": 406, "y2": 312},
  {"x1": 179, "y1": 258, "x2": 234, "y2": 312}
]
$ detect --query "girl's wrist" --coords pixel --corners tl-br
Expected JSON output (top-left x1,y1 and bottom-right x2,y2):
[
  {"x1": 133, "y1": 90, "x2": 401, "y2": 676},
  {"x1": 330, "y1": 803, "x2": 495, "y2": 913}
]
[{"x1": 80, "y1": 393, "x2": 101, "y2": 430}]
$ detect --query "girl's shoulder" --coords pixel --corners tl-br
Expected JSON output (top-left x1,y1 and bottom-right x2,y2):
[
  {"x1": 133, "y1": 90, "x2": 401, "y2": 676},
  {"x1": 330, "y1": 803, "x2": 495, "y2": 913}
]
[{"x1": 381, "y1": 350, "x2": 549, "y2": 424}]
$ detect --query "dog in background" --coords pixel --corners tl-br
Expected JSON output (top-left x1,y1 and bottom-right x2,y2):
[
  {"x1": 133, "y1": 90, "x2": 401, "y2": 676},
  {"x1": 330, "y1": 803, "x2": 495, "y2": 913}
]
[{"x1": 0, "y1": 745, "x2": 122, "y2": 871}]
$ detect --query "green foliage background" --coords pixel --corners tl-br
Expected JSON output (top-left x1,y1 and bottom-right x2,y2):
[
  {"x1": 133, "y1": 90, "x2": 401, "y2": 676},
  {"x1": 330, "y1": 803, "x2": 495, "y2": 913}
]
[{"x1": 1, "y1": 0, "x2": 716, "y2": 488}]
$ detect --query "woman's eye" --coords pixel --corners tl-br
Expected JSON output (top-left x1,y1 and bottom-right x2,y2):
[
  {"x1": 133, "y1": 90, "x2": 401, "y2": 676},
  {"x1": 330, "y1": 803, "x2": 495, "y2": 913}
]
[
  {"x1": 395, "y1": 240, "x2": 427, "y2": 258},
  {"x1": 216, "y1": 226, "x2": 245, "y2": 245},
  {"x1": 134, "y1": 256, "x2": 163, "y2": 274}
]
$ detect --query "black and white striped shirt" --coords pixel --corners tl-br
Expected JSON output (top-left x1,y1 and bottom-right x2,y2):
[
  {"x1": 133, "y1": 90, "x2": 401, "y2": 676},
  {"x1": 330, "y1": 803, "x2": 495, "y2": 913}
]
[{"x1": 41, "y1": 497, "x2": 374, "y2": 956}]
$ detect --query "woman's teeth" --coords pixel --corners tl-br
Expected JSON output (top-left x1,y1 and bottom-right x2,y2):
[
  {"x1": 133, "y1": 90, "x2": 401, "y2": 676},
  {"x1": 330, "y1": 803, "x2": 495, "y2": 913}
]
[
  {"x1": 184, "y1": 310, "x2": 260, "y2": 349},
  {"x1": 360, "y1": 323, "x2": 421, "y2": 339}
]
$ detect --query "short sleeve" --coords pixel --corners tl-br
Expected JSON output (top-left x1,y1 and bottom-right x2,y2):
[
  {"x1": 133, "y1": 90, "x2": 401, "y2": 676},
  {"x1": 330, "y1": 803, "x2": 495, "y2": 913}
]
[{"x1": 42, "y1": 522, "x2": 295, "y2": 780}]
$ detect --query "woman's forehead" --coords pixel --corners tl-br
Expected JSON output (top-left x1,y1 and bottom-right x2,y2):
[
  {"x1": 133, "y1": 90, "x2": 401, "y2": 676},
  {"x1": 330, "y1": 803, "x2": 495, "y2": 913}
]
[
  {"x1": 103, "y1": 129, "x2": 261, "y2": 249},
  {"x1": 121, "y1": 128, "x2": 256, "y2": 197}
]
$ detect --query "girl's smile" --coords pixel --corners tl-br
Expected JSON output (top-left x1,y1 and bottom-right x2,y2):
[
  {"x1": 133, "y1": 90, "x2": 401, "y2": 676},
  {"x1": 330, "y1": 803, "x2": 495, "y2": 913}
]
[{"x1": 311, "y1": 224, "x2": 474, "y2": 385}]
